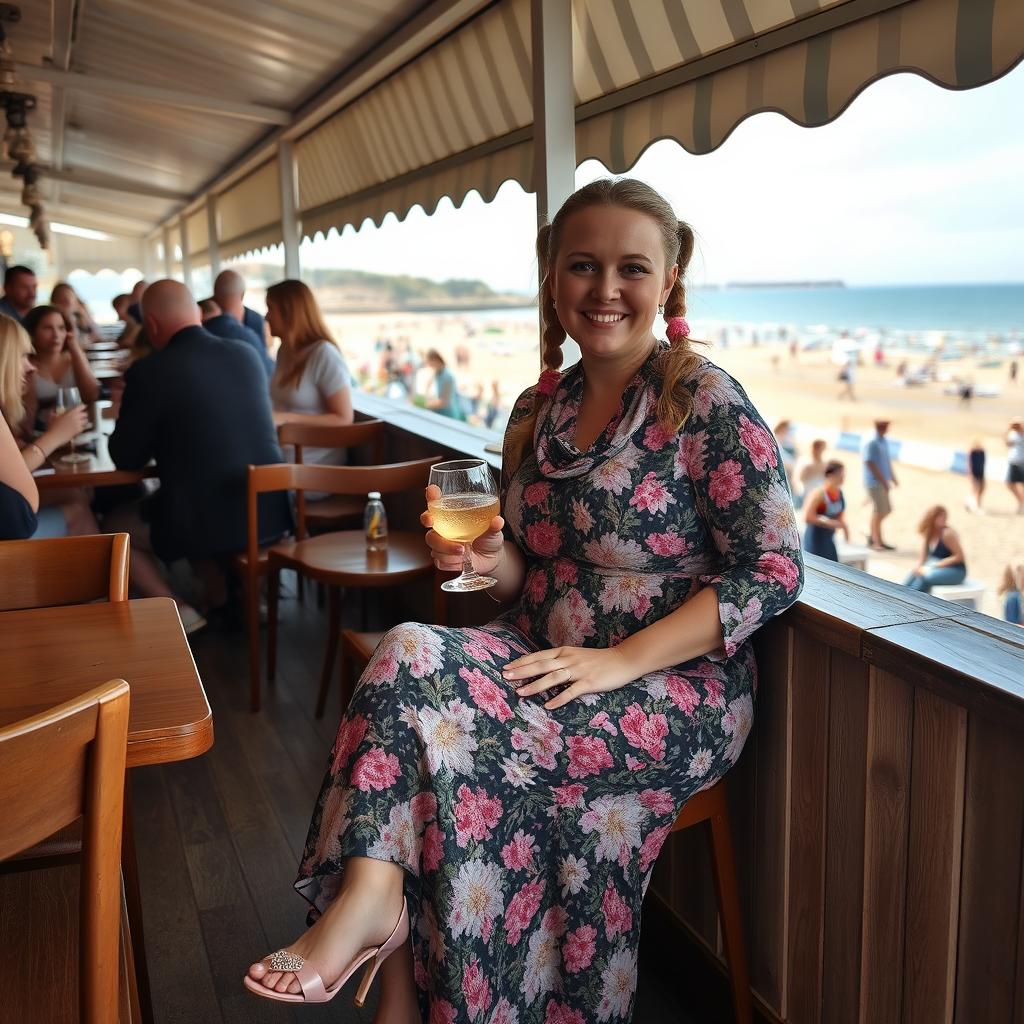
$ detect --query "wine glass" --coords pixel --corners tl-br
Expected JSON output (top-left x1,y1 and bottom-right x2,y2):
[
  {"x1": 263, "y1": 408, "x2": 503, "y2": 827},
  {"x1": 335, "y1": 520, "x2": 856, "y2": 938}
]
[
  {"x1": 428, "y1": 459, "x2": 500, "y2": 592},
  {"x1": 56, "y1": 385, "x2": 89, "y2": 464}
]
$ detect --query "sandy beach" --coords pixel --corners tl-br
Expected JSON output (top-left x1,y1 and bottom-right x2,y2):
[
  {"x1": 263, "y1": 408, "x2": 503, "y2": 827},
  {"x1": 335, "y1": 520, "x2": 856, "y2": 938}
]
[{"x1": 325, "y1": 310, "x2": 1024, "y2": 621}]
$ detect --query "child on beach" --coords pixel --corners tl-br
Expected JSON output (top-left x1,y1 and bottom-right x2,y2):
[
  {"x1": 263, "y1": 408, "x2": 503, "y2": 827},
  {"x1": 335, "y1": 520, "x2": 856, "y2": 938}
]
[{"x1": 1001, "y1": 563, "x2": 1023, "y2": 625}]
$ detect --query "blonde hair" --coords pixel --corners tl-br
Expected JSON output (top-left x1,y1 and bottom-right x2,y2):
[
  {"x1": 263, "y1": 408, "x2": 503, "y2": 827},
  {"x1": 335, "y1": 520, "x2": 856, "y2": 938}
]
[
  {"x1": 505, "y1": 178, "x2": 700, "y2": 473},
  {"x1": 917, "y1": 504, "x2": 948, "y2": 537},
  {"x1": 0, "y1": 315, "x2": 32, "y2": 426},
  {"x1": 266, "y1": 279, "x2": 339, "y2": 389},
  {"x1": 999, "y1": 564, "x2": 1021, "y2": 595}
]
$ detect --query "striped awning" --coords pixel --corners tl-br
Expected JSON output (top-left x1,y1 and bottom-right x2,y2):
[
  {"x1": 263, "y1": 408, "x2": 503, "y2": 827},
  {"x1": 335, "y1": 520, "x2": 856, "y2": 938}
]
[
  {"x1": 56, "y1": 233, "x2": 146, "y2": 275},
  {"x1": 215, "y1": 160, "x2": 283, "y2": 261},
  {"x1": 296, "y1": 0, "x2": 1022, "y2": 242},
  {"x1": 183, "y1": 207, "x2": 209, "y2": 265}
]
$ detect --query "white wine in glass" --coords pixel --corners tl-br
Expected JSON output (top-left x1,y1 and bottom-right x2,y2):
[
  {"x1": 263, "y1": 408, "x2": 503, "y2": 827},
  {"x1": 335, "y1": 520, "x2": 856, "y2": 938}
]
[
  {"x1": 56, "y1": 386, "x2": 89, "y2": 464},
  {"x1": 428, "y1": 459, "x2": 499, "y2": 592}
]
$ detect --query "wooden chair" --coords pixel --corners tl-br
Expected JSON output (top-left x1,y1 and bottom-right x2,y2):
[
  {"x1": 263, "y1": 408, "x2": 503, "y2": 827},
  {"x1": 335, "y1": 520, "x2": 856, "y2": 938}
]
[
  {"x1": 278, "y1": 419, "x2": 386, "y2": 534},
  {"x1": 0, "y1": 533, "x2": 129, "y2": 612},
  {"x1": 339, "y1": 631, "x2": 754, "y2": 1024},
  {"x1": 243, "y1": 456, "x2": 441, "y2": 712},
  {"x1": 0, "y1": 679, "x2": 131, "y2": 1024}
]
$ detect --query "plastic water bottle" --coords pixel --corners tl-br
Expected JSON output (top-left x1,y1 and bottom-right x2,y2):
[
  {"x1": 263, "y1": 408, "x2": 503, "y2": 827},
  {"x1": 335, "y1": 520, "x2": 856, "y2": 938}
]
[{"x1": 364, "y1": 491, "x2": 388, "y2": 551}]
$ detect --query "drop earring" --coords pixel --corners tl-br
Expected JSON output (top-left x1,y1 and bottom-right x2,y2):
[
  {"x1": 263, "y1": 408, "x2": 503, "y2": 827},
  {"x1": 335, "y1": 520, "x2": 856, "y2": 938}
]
[{"x1": 658, "y1": 303, "x2": 664, "y2": 315}]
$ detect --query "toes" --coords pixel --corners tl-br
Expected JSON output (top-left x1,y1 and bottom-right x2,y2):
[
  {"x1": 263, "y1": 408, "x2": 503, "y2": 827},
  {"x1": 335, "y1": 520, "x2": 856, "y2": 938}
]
[
  {"x1": 288, "y1": 978, "x2": 302, "y2": 995},
  {"x1": 249, "y1": 962, "x2": 267, "y2": 979},
  {"x1": 274, "y1": 973, "x2": 295, "y2": 993},
  {"x1": 262, "y1": 970, "x2": 282, "y2": 989}
]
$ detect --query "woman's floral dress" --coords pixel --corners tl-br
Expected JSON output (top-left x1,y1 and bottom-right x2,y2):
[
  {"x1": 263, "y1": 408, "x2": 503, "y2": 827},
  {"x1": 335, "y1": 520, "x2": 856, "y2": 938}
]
[{"x1": 296, "y1": 346, "x2": 803, "y2": 1023}]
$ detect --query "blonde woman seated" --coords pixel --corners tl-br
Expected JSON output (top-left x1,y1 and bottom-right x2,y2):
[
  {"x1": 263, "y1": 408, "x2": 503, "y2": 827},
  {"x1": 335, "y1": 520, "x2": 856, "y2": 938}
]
[
  {"x1": 51, "y1": 282, "x2": 103, "y2": 347},
  {"x1": 903, "y1": 505, "x2": 966, "y2": 593},
  {"x1": 266, "y1": 280, "x2": 353, "y2": 473},
  {"x1": 24, "y1": 304, "x2": 100, "y2": 409},
  {"x1": 0, "y1": 314, "x2": 96, "y2": 537}
]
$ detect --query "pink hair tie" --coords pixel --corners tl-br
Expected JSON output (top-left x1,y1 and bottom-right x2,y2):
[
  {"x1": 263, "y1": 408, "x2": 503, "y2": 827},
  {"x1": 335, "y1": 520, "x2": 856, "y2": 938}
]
[
  {"x1": 666, "y1": 317, "x2": 690, "y2": 344},
  {"x1": 536, "y1": 367, "x2": 562, "y2": 397}
]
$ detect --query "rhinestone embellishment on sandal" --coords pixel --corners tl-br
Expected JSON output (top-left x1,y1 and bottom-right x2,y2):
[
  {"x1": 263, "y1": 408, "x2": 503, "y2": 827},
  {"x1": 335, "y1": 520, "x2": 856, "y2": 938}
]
[{"x1": 268, "y1": 950, "x2": 305, "y2": 972}]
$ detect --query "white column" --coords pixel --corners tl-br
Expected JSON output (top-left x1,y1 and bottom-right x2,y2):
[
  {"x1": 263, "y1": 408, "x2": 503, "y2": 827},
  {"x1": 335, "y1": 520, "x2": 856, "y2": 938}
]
[
  {"x1": 531, "y1": 0, "x2": 579, "y2": 365},
  {"x1": 278, "y1": 140, "x2": 301, "y2": 278},
  {"x1": 143, "y1": 235, "x2": 157, "y2": 280},
  {"x1": 162, "y1": 225, "x2": 173, "y2": 277},
  {"x1": 206, "y1": 196, "x2": 221, "y2": 278},
  {"x1": 179, "y1": 216, "x2": 193, "y2": 292},
  {"x1": 531, "y1": 0, "x2": 575, "y2": 226}
]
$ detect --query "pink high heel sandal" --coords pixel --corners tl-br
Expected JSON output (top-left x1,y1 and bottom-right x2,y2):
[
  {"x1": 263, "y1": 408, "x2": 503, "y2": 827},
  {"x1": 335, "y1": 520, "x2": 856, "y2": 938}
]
[{"x1": 243, "y1": 897, "x2": 409, "y2": 1005}]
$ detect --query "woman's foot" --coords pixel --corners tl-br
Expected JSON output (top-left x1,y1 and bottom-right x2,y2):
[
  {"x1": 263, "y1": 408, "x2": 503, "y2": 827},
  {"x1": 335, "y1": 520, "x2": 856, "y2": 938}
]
[{"x1": 248, "y1": 862, "x2": 404, "y2": 996}]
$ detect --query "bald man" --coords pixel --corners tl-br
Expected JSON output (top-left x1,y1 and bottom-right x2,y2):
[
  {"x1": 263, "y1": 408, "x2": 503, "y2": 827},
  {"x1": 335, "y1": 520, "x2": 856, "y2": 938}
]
[
  {"x1": 109, "y1": 280, "x2": 290, "y2": 570},
  {"x1": 213, "y1": 269, "x2": 273, "y2": 350}
]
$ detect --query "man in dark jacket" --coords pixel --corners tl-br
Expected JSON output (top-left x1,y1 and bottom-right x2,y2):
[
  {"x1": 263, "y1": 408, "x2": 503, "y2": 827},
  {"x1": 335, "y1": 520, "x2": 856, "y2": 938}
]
[
  {"x1": 109, "y1": 280, "x2": 290, "y2": 565},
  {"x1": 199, "y1": 297, "x2": 274, "y2": 377},
  {"x1": 214, "y1": 268, "x2": 272, "y2": 352}
]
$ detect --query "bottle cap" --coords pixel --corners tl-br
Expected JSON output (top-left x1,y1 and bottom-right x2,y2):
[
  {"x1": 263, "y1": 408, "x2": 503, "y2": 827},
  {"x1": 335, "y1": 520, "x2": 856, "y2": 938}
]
[{"x1": 368, "y1": 491, "x2": 381, "y2": 500}]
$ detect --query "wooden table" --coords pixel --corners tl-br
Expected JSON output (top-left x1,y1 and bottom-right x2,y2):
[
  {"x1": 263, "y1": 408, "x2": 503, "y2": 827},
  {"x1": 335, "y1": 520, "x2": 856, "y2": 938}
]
[
  {"x1": 0, "y1": 597, "x2": 213, "y2": 766},
  {"x1": 0, "y1": 597, "x2": 212, "y2": 1022},
  {"x1": 34, "y1": 434, "x2": 154, "y2": 491}
]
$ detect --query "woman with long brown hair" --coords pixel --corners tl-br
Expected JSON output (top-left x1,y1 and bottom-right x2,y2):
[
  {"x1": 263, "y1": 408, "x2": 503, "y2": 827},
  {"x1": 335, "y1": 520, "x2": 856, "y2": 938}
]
[
  {"x1": 246, "y1": 179, "x2": 803, "y2": 1020},
  {"x1": 903, "y1": 504, "x2": 966, "y2": 593},
  {"x1": 266, "y1": 279, "x2": 353, "y2": 468},
  {"x1": 24, "y1": 303, "x2": 100, "y2": 407}
]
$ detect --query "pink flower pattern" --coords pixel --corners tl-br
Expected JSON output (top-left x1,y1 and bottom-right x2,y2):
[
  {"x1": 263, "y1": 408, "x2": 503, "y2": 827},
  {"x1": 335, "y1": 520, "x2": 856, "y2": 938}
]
[{"x1": 299, "y1": 353, "x2": 802, "y2": 1022}]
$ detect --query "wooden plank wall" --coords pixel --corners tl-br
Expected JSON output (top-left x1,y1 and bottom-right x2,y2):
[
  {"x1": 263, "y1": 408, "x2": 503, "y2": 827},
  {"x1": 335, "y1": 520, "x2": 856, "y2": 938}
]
[{"x1": 648, "y1": 566, "x2": 1024, "y2": 1024}]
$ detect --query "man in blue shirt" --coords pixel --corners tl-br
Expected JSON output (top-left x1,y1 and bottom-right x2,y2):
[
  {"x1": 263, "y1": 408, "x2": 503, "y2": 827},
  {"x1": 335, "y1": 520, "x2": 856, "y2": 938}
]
[
  {"x1": 0, "y1": 265, "x2": 37, "y2": 324},
  {"x1": 214, "y1": 269, "x2": 272, "y2": 357},
  {"x1": 199, "y1": 298, "x2": 274, "y2": 378},
  {"x1": 863, "y1": 419, "x2": 899, "y2": 550}
]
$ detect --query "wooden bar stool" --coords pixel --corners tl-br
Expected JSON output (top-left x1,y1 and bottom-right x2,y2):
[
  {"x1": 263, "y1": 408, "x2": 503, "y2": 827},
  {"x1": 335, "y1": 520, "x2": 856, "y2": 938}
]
[{"x1": 339, "y1": 629, "x2": 753, "y2": 1024}]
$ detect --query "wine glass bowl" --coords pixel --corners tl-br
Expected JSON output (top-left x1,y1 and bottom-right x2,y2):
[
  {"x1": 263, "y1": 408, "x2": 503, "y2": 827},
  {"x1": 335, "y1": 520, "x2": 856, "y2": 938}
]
[
  {"x1": 428, "y1": 459, "x2": 499, "y2": 593},
  {"x1": 56, "y1": 386, "x2": 90, "y2": 465}
]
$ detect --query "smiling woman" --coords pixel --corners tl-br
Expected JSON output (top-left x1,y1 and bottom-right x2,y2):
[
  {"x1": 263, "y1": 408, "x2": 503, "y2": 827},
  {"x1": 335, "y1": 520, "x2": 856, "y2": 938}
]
[{"x1": 246, "y1": 178, "x2": 804, "y2": 1023}]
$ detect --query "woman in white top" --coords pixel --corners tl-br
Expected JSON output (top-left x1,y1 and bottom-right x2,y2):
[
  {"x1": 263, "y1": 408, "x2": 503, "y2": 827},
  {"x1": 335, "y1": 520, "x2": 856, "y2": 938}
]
[
  {"x1": 24, "y1": 304, "x2": 100, "y2": 408},
  {"x1": 266, "y1": 280, "x2": 353, "y2": 470}
]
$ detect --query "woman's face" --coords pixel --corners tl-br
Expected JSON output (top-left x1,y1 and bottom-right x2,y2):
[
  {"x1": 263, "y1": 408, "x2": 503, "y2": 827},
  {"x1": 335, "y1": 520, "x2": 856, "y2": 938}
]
[
  {"x1": 33, "y1": 312, "x2": 68, "y2": 355},
  {"x1": 52, "y1": 289, "x2": 75, "y2": 313},
  {"x1": 550, "y1": 205, "x2": 676, "y2": 364},
  {"x1": 829, "y1": 468, "x2": 845, "y2": 487},
  {"x1": 934, "y1": 510, "x2": 947, "y2": 530},
  {"x1": 264, "y1": 299, "x2": 282, "y2": 341}
]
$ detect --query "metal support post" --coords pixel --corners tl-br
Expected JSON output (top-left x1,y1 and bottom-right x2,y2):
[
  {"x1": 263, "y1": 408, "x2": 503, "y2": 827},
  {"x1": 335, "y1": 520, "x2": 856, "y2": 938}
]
[{"x1": 278, "y1": 141, "x2": 301, "y2": 278}]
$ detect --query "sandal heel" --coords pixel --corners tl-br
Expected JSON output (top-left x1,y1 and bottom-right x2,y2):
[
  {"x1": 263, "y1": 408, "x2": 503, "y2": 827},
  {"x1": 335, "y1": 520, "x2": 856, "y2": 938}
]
[{"x1": 353, "y1": 956, "x2": 383, "y2": 1008}]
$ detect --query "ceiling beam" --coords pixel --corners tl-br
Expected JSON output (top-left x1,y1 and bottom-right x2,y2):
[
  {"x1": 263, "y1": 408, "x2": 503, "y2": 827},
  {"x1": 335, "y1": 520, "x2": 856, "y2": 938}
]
[
  {"x1": 20, "y1": 165, "x2": 190, "y2": 202},
  {"x1": 49, "y1": 0, "x2": 78, "y2": 207},
  {"x1": 14, "y1": 63, "x2": 291, "y2": 124},
  {"x1": 0, "y1": 194, "x2": 154, "y2": 235}
]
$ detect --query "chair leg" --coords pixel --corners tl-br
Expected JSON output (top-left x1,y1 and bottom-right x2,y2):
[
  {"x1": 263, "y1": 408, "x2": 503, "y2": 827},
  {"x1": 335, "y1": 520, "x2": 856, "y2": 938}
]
[
  {"x1": 296, "y1": 570, "x2": 305, "y2": 605},
  {"x1": 247, "y1": 571, "x2": 261, "y2": 712},
  {"x1": 267, "y1": 567, "x2": 280, "y2": 687},
  {"x1": 121, "y1": 782, "x2": 154, "y2": 1024},
  {"x1": 708, "y1": 801, "x2": 753, "y2": 1024},
  {"x1": 316, "y1": 581, "x2": 325, "y2": 609},
  {"x1": 316, "y1": 586, "x2": 342, "y2": 718}
]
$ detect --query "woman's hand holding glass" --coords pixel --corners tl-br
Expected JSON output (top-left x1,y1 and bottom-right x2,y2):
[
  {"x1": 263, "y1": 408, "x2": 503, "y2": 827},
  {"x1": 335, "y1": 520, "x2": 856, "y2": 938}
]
[
  {"x1": 422, "y1": 483, "x2": 505, "y2": 581},
  {"x1": 46, "y1": 405, "x2": 90, "y2": 448}
]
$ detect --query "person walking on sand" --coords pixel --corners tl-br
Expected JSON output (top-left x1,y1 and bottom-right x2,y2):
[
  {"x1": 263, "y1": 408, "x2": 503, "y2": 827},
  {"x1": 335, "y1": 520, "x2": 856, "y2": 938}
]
[
  {"x1": 797, "y1": 439, "x2": 828, "y2": 504},
  {"x1": 864, "y1": 419, "x2": 898, "y2": 550},
  {"x1": 1006, "y1": 421, "x2": 1024, "y2": 514},
  {"x1": 243, "y1": 177, "x2": 804, "y2": 1021},
  {"x1": 802, "y1": 460, "x2": 849, "y2": 562},
  {"x1": 837, "y1": 354, "x2": 856, "y2": 401},
  {"x1": 965, "y1": 439, "x2": 986, "y2": 514},
  {"x1": 902, "y1": 505, "x2": 966, "y2": 594}
]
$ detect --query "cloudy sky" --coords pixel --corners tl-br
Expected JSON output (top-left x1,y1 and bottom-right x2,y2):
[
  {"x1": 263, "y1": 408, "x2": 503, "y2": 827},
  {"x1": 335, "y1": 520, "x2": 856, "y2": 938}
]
[{"x1": 300, "y1": 64, "x2": 1023, "y2": 295}]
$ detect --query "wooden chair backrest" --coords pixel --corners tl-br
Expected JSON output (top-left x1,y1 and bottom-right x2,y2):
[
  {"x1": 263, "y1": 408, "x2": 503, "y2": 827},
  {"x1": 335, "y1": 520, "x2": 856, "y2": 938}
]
[
  {"x1": 0, "y1": 679, "x2": 130, "y2": 1022},
  {"x1": 245, "y1": 456, "x2": 443, "y2": 572},
  {"x1": 0, "y1": 533, "x2": 130, "y2": 612},
  {"x1": 277, "y1": 419, "x2": 386, "y2": 464}
]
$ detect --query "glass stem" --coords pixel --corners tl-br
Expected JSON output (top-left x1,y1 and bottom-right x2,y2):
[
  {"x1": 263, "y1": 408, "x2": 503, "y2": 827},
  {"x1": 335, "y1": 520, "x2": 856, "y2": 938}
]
[{"x1": 462, "y1": 544, "x2": 477, "y2": 581}]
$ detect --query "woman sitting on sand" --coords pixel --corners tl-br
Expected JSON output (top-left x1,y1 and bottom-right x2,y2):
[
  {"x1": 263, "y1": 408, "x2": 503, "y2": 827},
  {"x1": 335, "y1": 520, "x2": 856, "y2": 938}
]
[
  {"x1": 802, "y1": 460, "x2": 849, "y2": 562},
  {"x1": 1000, "y1": 563, "x2": 1022, "y2": 625},
  {"x1": 244, "y1": 178, "x2": 804, "y2": 1021},
  {"x1": 903, "y1": 505, "x2": 967, "y2": 594}
]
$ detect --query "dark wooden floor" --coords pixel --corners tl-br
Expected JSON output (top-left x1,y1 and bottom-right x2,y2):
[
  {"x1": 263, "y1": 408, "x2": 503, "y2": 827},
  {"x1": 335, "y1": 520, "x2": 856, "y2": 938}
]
[{"x1": 131, "y1": 582, "x2": 703, "y2": 1023}]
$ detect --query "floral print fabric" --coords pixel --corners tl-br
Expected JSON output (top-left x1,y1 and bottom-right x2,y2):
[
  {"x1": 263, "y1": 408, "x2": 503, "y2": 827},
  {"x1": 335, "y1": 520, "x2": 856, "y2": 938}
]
[{"x1": 296, "y1": 346, "x2": 803, "y2": 1023}]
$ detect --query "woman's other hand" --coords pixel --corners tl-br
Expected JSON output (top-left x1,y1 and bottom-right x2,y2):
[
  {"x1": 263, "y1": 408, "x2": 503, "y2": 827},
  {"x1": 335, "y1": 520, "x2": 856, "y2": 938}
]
[
  {"x1": 45, "y1": 405, "x2": 89, "y2": 447},
  {"x1": 503, "y1": 646, "x2": 634, "y2": 710},
  {"x1": 421, "y1": 484, "x2": 505, "y2": 576}
]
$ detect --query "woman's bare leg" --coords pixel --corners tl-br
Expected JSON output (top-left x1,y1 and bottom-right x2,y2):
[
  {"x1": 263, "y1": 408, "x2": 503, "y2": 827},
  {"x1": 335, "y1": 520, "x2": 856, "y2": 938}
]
[{"x1": 248, "y1": 856, "x2": 405, "y2": 996}]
